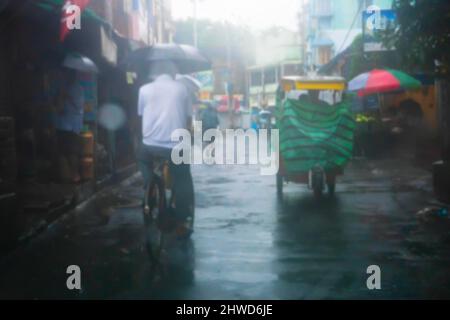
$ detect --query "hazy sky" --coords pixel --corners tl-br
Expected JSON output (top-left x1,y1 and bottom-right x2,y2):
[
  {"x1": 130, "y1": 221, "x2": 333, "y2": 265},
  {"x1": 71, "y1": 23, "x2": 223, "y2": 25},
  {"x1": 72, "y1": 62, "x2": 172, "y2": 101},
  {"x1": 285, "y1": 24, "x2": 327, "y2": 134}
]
[{"x1": 171, "y1": 0, "x2": 300, "y2": 31}]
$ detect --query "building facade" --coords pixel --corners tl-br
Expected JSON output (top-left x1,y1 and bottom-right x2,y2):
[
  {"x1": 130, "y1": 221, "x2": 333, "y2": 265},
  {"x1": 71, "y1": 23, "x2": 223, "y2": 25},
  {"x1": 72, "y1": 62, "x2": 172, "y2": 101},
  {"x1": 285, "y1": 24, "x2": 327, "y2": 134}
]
[
  {"x1": 149, "y1": 0, "x2": 175, "y2": 44},
  {"x1": 302, "y1": 0, "x2": 392, "y2": 69},
  {"x1": 89, "y1": 0, "x2": 174, "y2": 46},
  {"x1": 246, "y1": 28, "x2": 304, "y2": 108},
  {"x1": 0, "y1": 0, "x2": 175, "y2": 237}
]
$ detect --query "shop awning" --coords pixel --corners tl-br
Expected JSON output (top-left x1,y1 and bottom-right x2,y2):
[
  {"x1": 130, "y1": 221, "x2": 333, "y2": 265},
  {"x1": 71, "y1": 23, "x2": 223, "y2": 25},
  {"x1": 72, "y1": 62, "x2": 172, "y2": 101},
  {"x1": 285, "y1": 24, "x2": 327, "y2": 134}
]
[
  {"x1": 31, "y1": 0, "x2": 120, "y2": 67},
  {"x1": 312, "y1": 37, "x2": 334, "y2": 47}
]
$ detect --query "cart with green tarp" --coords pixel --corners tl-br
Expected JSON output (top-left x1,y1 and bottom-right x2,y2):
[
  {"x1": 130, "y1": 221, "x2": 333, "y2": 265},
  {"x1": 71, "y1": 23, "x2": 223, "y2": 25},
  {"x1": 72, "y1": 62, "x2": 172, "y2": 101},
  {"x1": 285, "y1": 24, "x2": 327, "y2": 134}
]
[{"x1": 276, "y1": 76, "x2": 356, "y2": 197}]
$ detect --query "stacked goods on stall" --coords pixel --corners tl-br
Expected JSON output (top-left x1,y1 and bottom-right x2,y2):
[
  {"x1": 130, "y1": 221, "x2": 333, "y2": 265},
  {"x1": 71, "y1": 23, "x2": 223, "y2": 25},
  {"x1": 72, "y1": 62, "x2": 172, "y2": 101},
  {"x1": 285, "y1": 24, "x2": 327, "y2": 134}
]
[
  {"x1": 80, "y1": 157, "x2": 94, "y2": 181},
  {"x1": 277, "y1": 98, "x2": 356, "y2": 174},
  {"x1": 80, "y1": 130, "x2": 94, "y2": 181}
]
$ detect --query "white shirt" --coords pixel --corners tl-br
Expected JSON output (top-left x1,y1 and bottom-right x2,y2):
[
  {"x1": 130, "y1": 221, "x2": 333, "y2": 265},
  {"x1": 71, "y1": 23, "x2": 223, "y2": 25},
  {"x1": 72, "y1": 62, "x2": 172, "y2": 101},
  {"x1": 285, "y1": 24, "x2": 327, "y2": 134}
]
[{"x1": 138, "y1": 74, "x2": 192, "y2": 149}]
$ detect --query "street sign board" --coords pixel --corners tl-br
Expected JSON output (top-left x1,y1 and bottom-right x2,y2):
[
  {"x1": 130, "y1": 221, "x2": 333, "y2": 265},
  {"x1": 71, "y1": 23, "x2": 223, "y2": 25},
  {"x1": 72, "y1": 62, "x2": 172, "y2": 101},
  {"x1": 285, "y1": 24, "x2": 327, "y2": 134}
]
[{"x1": 362, "y1": 6, "x2": 397, "y2": 52}]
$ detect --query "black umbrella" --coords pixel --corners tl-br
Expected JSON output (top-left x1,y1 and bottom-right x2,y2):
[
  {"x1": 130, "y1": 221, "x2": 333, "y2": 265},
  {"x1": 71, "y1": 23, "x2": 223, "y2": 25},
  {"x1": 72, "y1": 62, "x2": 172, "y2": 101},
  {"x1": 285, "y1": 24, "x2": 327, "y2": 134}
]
[
  {"x1": 63, "y1": 53, "x2": 99, "y2": 73},
  {"x1": 126, "y1": 43, "x2": 211, "y2": 75}
]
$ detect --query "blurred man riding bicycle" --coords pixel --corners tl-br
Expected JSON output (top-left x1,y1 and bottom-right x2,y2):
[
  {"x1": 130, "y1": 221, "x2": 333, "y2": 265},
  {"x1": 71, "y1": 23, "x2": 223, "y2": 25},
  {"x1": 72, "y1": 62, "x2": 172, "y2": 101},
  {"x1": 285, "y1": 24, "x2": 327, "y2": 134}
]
[{"x1": 137, "y1": 61, "x2": 195, "y2": 239}]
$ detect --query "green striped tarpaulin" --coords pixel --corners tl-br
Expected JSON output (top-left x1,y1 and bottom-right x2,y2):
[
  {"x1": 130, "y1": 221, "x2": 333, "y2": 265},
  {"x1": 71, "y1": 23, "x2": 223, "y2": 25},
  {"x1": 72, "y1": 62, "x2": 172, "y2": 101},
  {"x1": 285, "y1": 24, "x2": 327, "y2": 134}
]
[{"x1": 276, "y1": 93, "x2": 356, "y2": 174}]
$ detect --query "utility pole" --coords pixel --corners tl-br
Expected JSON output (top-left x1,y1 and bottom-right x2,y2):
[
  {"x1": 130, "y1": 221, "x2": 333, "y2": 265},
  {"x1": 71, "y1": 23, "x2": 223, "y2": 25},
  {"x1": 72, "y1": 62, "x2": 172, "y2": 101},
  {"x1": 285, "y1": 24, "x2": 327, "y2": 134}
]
[
  {"x1": 225, "y1": 21, "x2": 233, "y2": 121},
  {"x1": 192, "y1": 0, "x2": 198, "y2": 47}
]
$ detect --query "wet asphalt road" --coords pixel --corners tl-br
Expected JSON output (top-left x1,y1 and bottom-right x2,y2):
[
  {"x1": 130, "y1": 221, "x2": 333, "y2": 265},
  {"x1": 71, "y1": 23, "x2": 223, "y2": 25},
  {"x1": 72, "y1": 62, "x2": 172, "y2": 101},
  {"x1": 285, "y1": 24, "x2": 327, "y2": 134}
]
[{"x1": 0, "y1": 158, "x2": 450, "y2": 299}]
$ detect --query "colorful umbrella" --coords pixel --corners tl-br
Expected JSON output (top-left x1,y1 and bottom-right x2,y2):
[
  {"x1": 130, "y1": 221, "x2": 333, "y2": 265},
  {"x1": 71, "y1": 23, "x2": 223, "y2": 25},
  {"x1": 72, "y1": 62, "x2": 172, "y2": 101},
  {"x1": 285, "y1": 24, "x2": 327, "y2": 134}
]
[{"x1": 348, "y1": 69, "x2": 421, "y2": 97}]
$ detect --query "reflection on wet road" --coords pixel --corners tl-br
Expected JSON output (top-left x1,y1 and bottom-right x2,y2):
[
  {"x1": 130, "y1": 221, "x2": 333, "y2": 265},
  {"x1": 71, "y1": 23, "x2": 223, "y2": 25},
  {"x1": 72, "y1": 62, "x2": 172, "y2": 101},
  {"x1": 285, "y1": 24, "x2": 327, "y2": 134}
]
[{"x1": 0, "y1": 159, "x2": 449, "y2": 299}]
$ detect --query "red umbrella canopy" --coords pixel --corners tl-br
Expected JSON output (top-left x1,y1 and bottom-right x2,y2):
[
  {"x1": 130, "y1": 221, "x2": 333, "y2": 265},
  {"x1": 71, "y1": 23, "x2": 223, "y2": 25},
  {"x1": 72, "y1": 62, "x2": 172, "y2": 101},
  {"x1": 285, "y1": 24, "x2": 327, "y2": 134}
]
[{"x1": 348, "y1": 69, "x2": 422, "y2": 97}]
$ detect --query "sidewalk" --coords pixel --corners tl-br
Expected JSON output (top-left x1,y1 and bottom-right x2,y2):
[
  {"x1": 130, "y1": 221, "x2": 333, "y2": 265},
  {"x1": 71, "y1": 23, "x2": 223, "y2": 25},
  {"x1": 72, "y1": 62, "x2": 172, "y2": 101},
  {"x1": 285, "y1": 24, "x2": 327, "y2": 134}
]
[{"x1": 0, "y1": 164, "x2": 137, "y2": 257}]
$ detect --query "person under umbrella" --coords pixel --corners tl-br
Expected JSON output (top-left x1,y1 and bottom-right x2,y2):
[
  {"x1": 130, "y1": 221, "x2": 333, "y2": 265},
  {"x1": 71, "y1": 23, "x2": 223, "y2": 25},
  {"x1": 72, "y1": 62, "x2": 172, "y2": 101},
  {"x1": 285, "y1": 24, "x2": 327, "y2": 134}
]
[
  {"x1": 200, "y1": 102, "x2": 219, "y2": 136},
  {"x1": 137, "y1": 60, "x2": 195, "y2": 238},
  {"x1": 53, "y1": 54, "x2": 98, "y2": 183}
]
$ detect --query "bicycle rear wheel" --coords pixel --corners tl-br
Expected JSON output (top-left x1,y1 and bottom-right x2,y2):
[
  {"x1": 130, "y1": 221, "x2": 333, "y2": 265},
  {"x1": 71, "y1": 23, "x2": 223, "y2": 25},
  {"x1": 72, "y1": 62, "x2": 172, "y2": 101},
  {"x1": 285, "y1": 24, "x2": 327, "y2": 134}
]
[{"x1": 144, "y1": 179, "x2": 165, "y2": 265}]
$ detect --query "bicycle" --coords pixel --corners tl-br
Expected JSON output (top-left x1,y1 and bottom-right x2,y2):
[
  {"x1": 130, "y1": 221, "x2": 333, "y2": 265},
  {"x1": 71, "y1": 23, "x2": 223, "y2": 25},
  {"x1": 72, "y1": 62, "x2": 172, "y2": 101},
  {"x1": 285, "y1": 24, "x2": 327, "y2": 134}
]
[
  {"x1": 142, "y1": 156, "x2": 194, "y2": 268},
  {"x1": 143, "y1": 157, "x2": 175, "y2": 267}
]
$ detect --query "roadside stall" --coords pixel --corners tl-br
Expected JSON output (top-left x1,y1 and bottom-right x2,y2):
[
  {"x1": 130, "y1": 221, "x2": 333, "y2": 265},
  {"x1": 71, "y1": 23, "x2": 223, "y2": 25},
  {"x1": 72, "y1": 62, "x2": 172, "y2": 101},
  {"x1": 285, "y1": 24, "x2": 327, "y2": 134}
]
[{"x1": 348, "y1": 69, "x2": 423, "y2": 157}]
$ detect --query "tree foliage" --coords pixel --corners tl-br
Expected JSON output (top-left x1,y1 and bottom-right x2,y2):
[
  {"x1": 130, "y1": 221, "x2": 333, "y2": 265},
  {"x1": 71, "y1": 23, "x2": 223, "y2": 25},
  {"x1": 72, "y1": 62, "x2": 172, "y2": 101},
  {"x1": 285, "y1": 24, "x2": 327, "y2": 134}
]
[
  {"x1": 384, "y1": 0, "x2": 450, "y2": 76},
  {"x1": 320, "y1": 34, "x2": 400, "y2": 80},
  {"x1": 346, "y1": 34, "x2": 399, "y2": 79},
  {"x1": 173, "y1": 18, "x2": 256, "y2": 65}
]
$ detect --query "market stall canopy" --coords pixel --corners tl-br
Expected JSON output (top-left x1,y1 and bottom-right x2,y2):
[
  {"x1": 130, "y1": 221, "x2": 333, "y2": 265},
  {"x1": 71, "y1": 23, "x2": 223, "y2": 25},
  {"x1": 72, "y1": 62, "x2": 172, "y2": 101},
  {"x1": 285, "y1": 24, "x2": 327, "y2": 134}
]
[
  {"x1": 125, "y1": 43, "x2": 212, "y2": 75},
  {"x1": 63, "y1": 53, "x2": 99, "y2": 73},
  {"x1": 348, "y1": 69, "x2": 421, "y2": 97}
]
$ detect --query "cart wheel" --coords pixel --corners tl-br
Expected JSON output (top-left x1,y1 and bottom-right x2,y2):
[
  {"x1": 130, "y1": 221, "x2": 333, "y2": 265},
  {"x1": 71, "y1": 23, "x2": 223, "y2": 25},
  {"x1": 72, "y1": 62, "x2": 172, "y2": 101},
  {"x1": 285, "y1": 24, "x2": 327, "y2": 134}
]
[
  {"x1": 312, "y1": 169, "x2": 324, "y2": 199},
  {"x1": 276, "y1": 174, "x2": 283, "y2": 197},
  {"x1": 327, "y1": 183, "x2": 335, "y2": 196}
]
